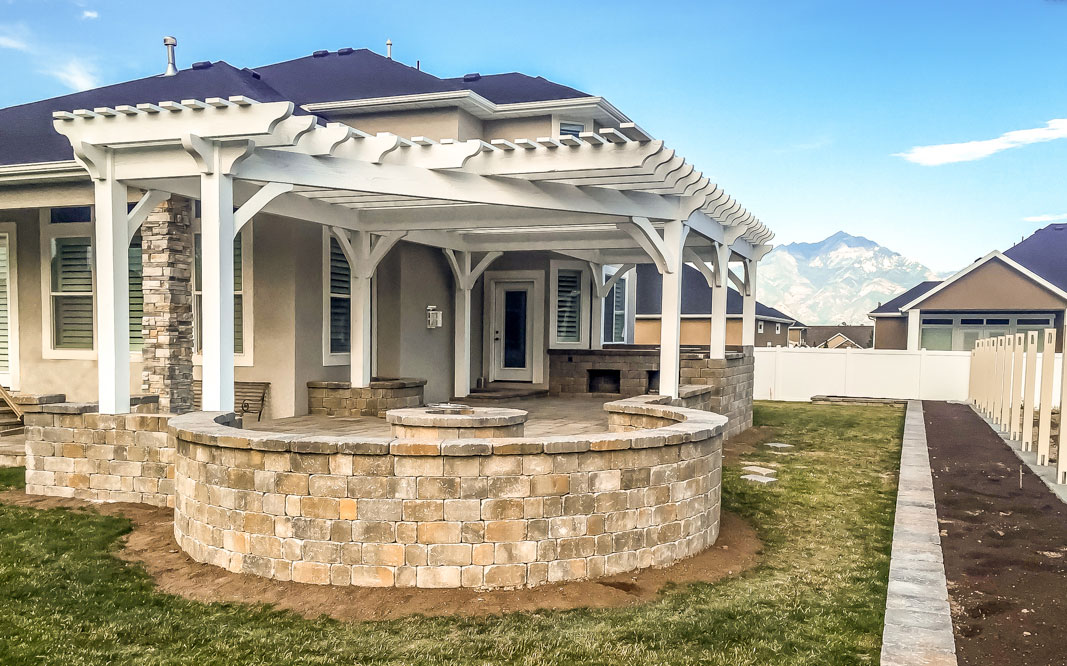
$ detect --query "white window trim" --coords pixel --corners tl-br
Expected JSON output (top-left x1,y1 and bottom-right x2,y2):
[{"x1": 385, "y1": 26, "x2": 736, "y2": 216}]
[
  {"x1": 322, "y1": 228, "x2": 350, "y2": 367},
  {"x1": 757, "y1": 320, "x2": 764, "y2": 334},
  {"x1": 0, "y1": 222, "x2": 21, "y2": 390},
  {"x1": 775, "y1": 323, "x2": 781, "y2": 335},
  {"x1": 40, "y1": 209, "x2": 96, "y2": 360},
  {"x1": 552, "y1": 116, "x2": 593, "y2": 136},
  {"x1": 191, "y1": 219, "x2": 254, "y2": 368},
  {"x1": 549, "y1": 260, "x2": 591, "y2": 349}
]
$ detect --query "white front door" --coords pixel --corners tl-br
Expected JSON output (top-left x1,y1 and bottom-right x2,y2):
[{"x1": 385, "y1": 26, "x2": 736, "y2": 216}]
[
  {"x1": 0, "y1": 228, "x2": 18, "y2": 389},
  {"x1": 491, "y1": 280, "x2": 535, "y2": 382}
]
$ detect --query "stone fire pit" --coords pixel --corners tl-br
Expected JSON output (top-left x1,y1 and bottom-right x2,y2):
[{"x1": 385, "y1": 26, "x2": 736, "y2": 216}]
[{"x1": 386, "y1": 404, "x2": 527, "y2": 439}]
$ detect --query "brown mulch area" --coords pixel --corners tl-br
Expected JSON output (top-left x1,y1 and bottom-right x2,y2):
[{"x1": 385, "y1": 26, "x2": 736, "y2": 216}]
[
  {"x1": 924, "y1": 400, "x2": 1067, "y2": 666},
  {"x1": 0, "y1": 491, "x2": 760, "y2": 622}
]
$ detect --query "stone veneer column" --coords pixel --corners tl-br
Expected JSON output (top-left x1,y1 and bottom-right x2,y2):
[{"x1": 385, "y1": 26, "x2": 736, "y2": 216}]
[{"x1": 140, "y1": 197, "x2": 195, "y2": 413}]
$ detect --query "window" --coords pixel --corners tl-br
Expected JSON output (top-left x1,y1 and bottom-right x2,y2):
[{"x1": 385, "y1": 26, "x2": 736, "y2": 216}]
[
  {"x1": 549, "y1": 261, "x2": 590, "y2": 348},
  {"x1": 193, "y1": 231, "x2": 248, "y2": 356},
  {"x1": 50, "y1": 236, "x2": 94, "y2": 349},
  {"x1": 556, "y1": 270, "x2": 582, "y2": 342},
  {"x1": 775, "y1": 323, "x2": 781, "y2": 335},
  {"x1": 917, "y1": 314, "x2": 1056, "y2": 351},
  {"x1": 559, "y1": 121, "x2": 585, "y2": 137},
  {"x1": 602, "y1": 267, "x2": 628, "y2": 344},
  {"x1": 323, "y1": 232, "x2": 351, "y2": 363},
  {"x1": 757, "y1": 321, "x2": 764, "y2": 334},
  {"x1": 42, "y1": 208, "x2": 145, "y2": 358}
]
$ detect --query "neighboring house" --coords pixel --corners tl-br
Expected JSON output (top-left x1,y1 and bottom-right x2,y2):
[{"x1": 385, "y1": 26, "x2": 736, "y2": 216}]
[
  {"x1": 787, "y1": 320, "x2": 807, "y2": 347},
  {"x1": 631, "y1": 264, "x2": 796, "y2": 347},
  {"x1": 869, "y1": 224, "x2": 1067, "y2": 352},
  {"x1": 803, "y1": 325, "x2": 873, "y2": 349},
  {"x1": 0, "y1": 45, "x2": 775, "y2": 417}
]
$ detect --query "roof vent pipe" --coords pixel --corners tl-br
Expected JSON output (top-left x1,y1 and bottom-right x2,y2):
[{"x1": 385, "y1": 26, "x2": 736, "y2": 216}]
[
  {"x1": 386, "y1": 39, "x2": 392, "y2": 59},
  {"x1": 163, "y1": 36, "x2": 178, "y2": 76}
]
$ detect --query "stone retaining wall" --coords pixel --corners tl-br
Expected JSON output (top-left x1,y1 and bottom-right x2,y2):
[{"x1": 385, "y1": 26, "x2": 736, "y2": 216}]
[
  {"x1": 21, "y1": 395, "x2": 172, "y2": 506},
  {"x1": 547, "y1": 348, "x2": 753, "y2": 438},
  {"x1": 307, "y1": 379, "x2": 425, "y2": 417},
  {"x1": 168, "y1": 393, "x2": 725, "y2": 589}
]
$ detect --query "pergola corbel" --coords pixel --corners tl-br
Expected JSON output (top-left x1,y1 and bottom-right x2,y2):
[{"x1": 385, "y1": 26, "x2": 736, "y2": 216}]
[{"x1": 52, "y1": 95, "x2": 774, "y2": 412}]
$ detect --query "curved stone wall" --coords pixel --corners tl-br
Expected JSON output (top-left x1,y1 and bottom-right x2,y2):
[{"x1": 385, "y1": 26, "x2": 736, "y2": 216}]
[{"x1": 169, "y1": 394, "x2": 725, "y2": 589}]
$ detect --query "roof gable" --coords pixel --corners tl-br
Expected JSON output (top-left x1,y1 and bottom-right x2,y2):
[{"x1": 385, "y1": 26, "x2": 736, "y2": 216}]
[
  {"x1": 869, "y1": 280, "x2": 941, "y2": 316},
  {"x1": 901, "y1": 252, "x2": 1067, "y2": 311}
]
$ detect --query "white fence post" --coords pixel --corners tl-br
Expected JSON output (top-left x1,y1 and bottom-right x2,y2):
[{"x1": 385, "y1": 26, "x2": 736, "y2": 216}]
[
  {"x1": 1022, "y1": 331, "x2": 1038, "y2": 449},
  {"x1": 1037, "y1": 329, "x2": 1056, "y2": 465}
]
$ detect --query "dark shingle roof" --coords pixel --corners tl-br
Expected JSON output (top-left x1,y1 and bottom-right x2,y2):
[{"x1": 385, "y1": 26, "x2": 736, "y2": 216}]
[
  {"x1": 869, "y1": 280, "x2": 941, "y2": 315},
  {"x1": 635, "y1": 264, "x2": 796, "y2": 321},
  {"x1": 0, "y1": 62, "x2": 291, "y2": 166},
  {"x1": 254, "y1": 49, "x2": 456, "y2": 105},
  {"x1": 1003, "y1": 223, "x2": 1067, "y2": 293},
  {"x1": 441, "y1": 72, "x2": 588, "y2": 104},
  {"x1": 0, "y1": 49, "x2": 593, "y2": 167}
]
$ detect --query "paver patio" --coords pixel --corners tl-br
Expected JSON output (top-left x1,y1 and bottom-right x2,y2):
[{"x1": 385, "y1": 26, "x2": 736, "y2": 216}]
[{"x1": 247, "y1": 396, "x2": 611, "y2": 437}]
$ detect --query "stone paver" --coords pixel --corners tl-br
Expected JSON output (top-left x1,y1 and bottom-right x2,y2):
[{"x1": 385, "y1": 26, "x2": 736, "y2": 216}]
[
  {"x1": 740, "y1": 474, "x2": 777, "y2": 484},
  {"x1": 250, "y1": 396, "x2": 610, "y2": 438},
  {"x1": 0, "y1": 433, "x2": 25, "y2": 467},
  {"x1": 741, "y1": 465, "x2": 776, "y2": 476},
  {"x1": 880, "y1": 400, "x2": 957, "y2": 666},
  {"x1": 764, "y1": 442, "x2": 793, "y2": 448}
]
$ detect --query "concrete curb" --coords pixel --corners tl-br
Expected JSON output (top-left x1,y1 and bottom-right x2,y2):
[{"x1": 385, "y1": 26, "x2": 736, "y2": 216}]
[
  {"x1": 969, "y1": 404, "x2": 1067, "y2": 506},
  {"x1": 880, "y1": 400, "x2": 958, "y2": 666}
]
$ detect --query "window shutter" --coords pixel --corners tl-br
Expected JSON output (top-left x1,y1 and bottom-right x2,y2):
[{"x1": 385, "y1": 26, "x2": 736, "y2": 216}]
[
  {"x1": 612, "y1": 277, "x2": 627, "y2": 342},
  {"x1": 52, "y1": 237, "x2": 94, "y2": 349},
  {"x1": 556, "y1": 269, "x2": 582, "y2": 343},
  {"x1": 0, "y1": 234, "x2": 10, "y2": 372},
  {"x1": 129, "y1": 235, "x2": 143, "y2": 350},
  {"x1": 329, "y1": 237, "x2": 351, "y2": 353}
]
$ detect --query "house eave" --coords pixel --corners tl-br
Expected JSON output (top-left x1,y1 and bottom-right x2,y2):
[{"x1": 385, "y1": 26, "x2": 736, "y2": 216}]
[
  {"x1": 0, "y1": 160, "x2": 87, "y2": 185},
  {"x1": 303, "y1": 91, "x2": 633, "y2": 125}
]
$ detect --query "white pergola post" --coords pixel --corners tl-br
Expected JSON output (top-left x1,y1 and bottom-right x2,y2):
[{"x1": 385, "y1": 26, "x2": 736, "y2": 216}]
[
  {"x1": 333, "y1": 228, "x2": 406, "y2": 389},
  {"x1": 710, "y1": 243, "x2": 730, "y2": 360},
  {"x1": 200, "y1": 168, "x2": 236, "y2": 412},
  {"x1": 907, "y1": 309, "x2": 921, "y2": 351},
  {"x1": 444, "y1": 249, "x2": 501, "y2": 399},
  {"x1": 658, "y1": 220, "x2": 689, "y2": 399},
  {"x1": 741, "y1": 258, "x2": 757, "y2": 347},
  {"x1": 94, "y1": 154, "x2": 131, "y2": 414}
]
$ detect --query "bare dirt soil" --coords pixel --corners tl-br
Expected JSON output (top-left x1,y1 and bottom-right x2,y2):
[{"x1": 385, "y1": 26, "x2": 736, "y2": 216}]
[
  {"x1": 924, "y1": 400, "x2": 1067, "y2": 666},
  {"x1": 0, "y1": 491, "x2": 761, "y2": 622}
]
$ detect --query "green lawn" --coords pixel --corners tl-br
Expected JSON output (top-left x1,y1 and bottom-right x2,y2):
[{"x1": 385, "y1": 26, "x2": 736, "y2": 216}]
[{"x1": 0, "y1": 402, "x2": 903, "y2": 665}]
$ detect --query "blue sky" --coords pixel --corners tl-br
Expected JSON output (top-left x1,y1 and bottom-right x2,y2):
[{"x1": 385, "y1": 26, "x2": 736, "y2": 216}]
[{"x1": 2, "y1": 0, "x2": 1067, "y2": 272}]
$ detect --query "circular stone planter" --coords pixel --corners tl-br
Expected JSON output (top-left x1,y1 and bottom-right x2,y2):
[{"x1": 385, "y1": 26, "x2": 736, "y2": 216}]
[
  {"x1": 168, "y1": 394, "x2": 727, "y2": 590},
  {"x1": 386, "y1": 404, "x2": 527, "y2": 439}
]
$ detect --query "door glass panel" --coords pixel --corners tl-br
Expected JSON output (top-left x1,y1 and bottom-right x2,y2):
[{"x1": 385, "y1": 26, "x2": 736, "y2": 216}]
[{"x1": 503, "y1": 289, "x2": 528, "y2": 369}]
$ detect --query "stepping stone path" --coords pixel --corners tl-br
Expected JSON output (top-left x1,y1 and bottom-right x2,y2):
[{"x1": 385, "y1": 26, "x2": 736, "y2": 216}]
[
  {"x1": 742, "y1": 465, "x2": 777, "y2": 476},
  {"x1": 740, "y1": 474, "x2": 777, "y2": 484},
  {"x1": 764, "y1": 442, "x2": 793, "y2": 448}
]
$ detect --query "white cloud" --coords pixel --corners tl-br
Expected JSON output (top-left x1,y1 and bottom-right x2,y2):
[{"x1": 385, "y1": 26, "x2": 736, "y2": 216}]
[
  {"x1": 81, "y1": 10, "x2": 98, "y2": 19},
  {"x1": 46, "y1": 59, "x2": 98, "y2": 91},
  {"x1": 1023, "y1": 213, "x2": 1067, "y2": 223},
  {"x1": 0, "y1": 23, "x2": 30, "y2": 51},
  {"x1": 895, "y1": 119, "x2": 1067, "y2": 166}
]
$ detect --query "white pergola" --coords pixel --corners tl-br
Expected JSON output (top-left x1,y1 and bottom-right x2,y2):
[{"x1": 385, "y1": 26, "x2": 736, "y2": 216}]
[{"x1": 52, "y1": 96, "x2": 774, "y2": 414}]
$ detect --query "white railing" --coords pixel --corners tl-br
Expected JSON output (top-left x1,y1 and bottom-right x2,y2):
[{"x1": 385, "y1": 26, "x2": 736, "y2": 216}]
[
  {"x1": 971, "y1": 330, "x2": 1067, "y2": 485},
  {"x1": 753, "y1": 347, "x2": 974, "y2": 402}
]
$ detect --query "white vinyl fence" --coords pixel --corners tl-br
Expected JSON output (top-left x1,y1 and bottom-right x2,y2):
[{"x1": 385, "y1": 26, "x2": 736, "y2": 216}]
[{"x1": 754, "y1": 347, "x2": 1037, "y2": 402}]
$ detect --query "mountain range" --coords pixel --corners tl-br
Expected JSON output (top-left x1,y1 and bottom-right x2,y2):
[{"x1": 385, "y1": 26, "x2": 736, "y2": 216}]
[{"x1": 757, "y1": 231, "x2": 950, "y2": 325}]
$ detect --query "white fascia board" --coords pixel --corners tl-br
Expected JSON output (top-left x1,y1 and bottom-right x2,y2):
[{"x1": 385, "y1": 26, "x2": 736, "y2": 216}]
[
  {"x1": 0, "y1": 160, "x2": 87, "y2": 184},
  {"x1": 899, "y1": 250, "x2": 1067, "y2": 311},
  {"x1": 303, "y1": 91, "x2": 632, "y2": 125}
]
